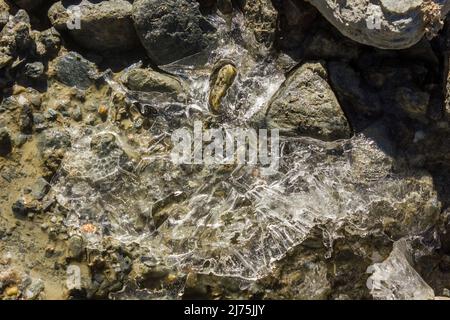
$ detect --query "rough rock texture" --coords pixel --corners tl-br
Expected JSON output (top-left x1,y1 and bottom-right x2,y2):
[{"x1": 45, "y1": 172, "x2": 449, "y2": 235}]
[
  {"x1": 264, "y1": 62, "x2": 351, "y2": 140},
  {"x1": 306, "y1": 0, "x2": 450, "y2": 49},
  {"x1": 48, "y1": 0, "x2": 139, "y2": 52},
  {"x1": 10, "y1": 0, "x2": 46, "y2": 11},
  {"x1": 132, "y1": 0, "x2": 215, "y2": 65},
  {"x1": 0, "y1": 0, "x2": 11, "y2": 29},
  {"x1": 52, "y1": 52, "x2": 98, "y2": 89},
  {"x1": 122, "y1": 68, "x2": 186, "y2": 94}
]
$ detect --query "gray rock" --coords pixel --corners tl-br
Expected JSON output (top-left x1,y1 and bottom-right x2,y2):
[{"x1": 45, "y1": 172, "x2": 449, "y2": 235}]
[
  {"x1": 122, "y1": 68, "x2": 186, "y2": 94},
  {"x1": 30, "y1": 178, "x2": 50, "y2": 201},
  {"x1": 264, "y1": 62, "x2": 352, "y2": 141},
  {"x1": 0, "y1": 127, "x2": 12, "y2": 156},
  {"x1": 23, "y1": 62, "x2": 45, "y2": 79},
  {"x1": 23, "y1": 279, "x2": 44, "y2": 300},
  {"x1": 395, "y1": 86, "x2": 430, "y2": 119},
  {"x1": 37, "y1": 28, "x2": 61, "y2": 58},
  {"x1": 0, "y1": 0, "x2": 11, "y2": 29},
  {"x1": 132, "y1": 0, "x2": 215, "y2": 65},
  {"x1": 0, "y1": 10, "x2": 35, "y2": 60},
  {"x1": 53, "y1": 52, "x2": 98, "y2": 89},
  {"x1": 48, "y1": 0, "x2": 139, "y2": 52},
  {"x1": 306, "y1": 0, "x2": 450, "y2": 49}
]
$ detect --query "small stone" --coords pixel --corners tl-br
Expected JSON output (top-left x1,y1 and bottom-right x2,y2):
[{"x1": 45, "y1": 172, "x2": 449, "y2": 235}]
[
  {"x1": 208, "y1": 62, "x2": 237, "y2": 114},
  {"x1": 67, "y1": 235, "x2": 84, "y2": 260},
  {"x1": 23, "y1": 62, "x2": 45, "y2": 80},
  {"x1": 5, "y1": 286, "x2": 19, "y2": 296},
  {"x1": 97, "y1": 105, "x2": 108, "y2": 120},
  {"x1": 71, "y1": 107, "x2": 82, "y2": 122},
  {"x1": 122, "y1": 68, "x2": 186, "y2": 95},
  {"x1": 0, "y1": 128, "x2": 12, "y2": 156}
]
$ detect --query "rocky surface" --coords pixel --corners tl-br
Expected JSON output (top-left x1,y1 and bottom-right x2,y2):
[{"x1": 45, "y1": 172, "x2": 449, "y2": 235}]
[{"x1": 0, "y1": 0, "x2": 450, "y2": 301}]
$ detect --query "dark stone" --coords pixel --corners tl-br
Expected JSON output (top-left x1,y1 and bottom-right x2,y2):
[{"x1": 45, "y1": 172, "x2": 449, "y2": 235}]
[
  {"x1": 132, "y1": 0, "x2": 215, "y2": 65},
  {"x1": 0, "y1": 128, "x2": 12, "y2": 156},
  {"x1": 53, "y1": 52, "x2": 97, "y2": 89},
  {"x1": 19, "y1": 104, "x2": 33, "y2": 134},
  {"x1": 37, "y1": 28, "x2": 61, "y2": 58}
]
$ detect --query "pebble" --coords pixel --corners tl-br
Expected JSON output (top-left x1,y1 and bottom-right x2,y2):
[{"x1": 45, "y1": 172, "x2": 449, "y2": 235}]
[{"x1": 5, "y1": 286, "x2": 19, "y2": 296}]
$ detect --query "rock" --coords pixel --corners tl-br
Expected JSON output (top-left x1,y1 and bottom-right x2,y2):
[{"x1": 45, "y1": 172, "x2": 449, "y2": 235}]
[
  {"x1": 5, "y1": 285, "x2": 19, "y2": 296},
  {"x1": 23, "y1": 62, "x2": 45, "y2": 80},
  {"x1": 208, "y1": 62, "x2": 237, "y2": 113},
  {"x1": 53, "y1": 52, "x2": 98, "y2": 89},
  {"x1": 132, "y1": 0, "x2": 215, "y2": 65},
  {"x1": 122, "y1": 68, "x2": 186, "y2": 95},
  {"x1": 0, "y1": 10, "x2": 36, "y2": 59},
  {"x1": 67, "y1": 235, "x2": 84, "y2": 260},
  {"x1": 38, "y1": 129, "x2": 71, "y2": 152},
  {"x1": 23, "y1": 279, "x2": 44, "y2": 300},
  {"x1": 273, "y1": 0, "x2": 318, "y2": 52},
  {"x1": 30, "y1": 178, "x2": 50, "y2": 201},
  {"x1": 242, "y1": 0, "x2": 277, "y2": 47},
  {"x1": 0, "y1": 0, "x2": 11, "y2": 29},
  {"x1": 48, "y1": 0, "x2": 139, "y2": 52},
  {"x1": 36, "y1": 28, "x2": 61, "y2": 58},
  {"x1": 264, "y1": 62, "x2": 351, "y2": 141},
  {"x1": 0, "y1": 128, "x2": 12, "y2": 156},
  {"x1": 306, "y1": 0, "x2": 450, "y2": 49},
  {"x1": 19, "y1": 104, "x2": 33, "y2": 134}
]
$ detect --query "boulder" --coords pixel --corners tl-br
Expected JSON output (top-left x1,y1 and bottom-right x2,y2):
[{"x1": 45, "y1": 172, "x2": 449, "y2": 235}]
[
  {"x1": 132, "y1": 0, "x2": 215, "y2": 65},
  {"x1": 48, "y1": 0, "x2": 139, "y2": 52},
  {"x1": 264, "y1": 61, "x2": 352, "y2": 141},
  {"x1": 306, "y1": 0, "x2": 450, "y2": 49}
]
